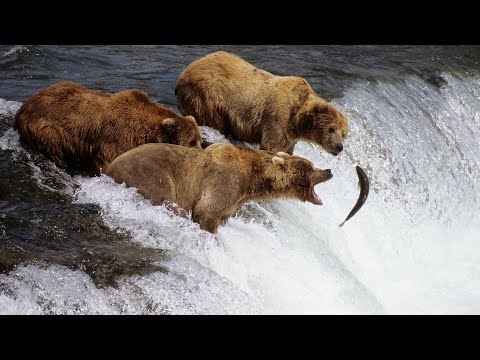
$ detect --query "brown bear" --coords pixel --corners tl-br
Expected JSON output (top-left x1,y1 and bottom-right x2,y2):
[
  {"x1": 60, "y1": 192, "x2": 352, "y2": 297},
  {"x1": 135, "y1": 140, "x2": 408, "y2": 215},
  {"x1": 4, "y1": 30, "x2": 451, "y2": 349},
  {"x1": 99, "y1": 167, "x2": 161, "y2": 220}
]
[
  {"x1": 14, "y1": 81, "x2": 203, "y2": 176},
  {"x1": 106, "y1": 143, "x2": 333, "y2": 233},
  {"x1": 175, "y1": 51, "x2": 349, "y2": 155}
]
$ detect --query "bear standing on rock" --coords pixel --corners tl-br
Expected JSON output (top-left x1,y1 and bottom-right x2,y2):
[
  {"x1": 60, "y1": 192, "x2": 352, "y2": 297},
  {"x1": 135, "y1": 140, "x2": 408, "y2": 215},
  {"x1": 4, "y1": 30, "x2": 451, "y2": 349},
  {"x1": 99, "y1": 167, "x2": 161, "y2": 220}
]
[
  {"x1": 106, "y1": 143, "x2": 333, "y2": 233},
  {"x1": 175, "y1": 51, "x2": 349, "y2": 155},
  {"x1": 14, "y1": 82, "x2": 203, "y2": 176}
]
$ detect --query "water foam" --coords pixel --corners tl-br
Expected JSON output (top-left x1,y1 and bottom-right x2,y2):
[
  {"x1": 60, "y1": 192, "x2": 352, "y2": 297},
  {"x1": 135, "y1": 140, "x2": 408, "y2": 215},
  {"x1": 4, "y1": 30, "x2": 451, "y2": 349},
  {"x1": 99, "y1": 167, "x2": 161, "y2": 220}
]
[
  {"x1": 1, "y1": 46, "x2": 26, "y2": 59},
  {"x1": 70, "y1": 174, "x2": 382, "y2": 314},
  {"x1": 0, "y1": 98, "x2": 21, "y2": 116}
]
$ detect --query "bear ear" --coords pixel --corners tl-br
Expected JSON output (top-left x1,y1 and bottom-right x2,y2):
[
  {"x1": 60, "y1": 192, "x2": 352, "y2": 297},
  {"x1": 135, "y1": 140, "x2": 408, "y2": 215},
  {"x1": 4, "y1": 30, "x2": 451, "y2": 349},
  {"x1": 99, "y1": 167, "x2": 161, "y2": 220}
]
[
  {"x1": 185, "y1": 115, "x2": 196, "y2": 122},
  {"x1": 272, "y1": 156, "x2": 285, "y2": 165},
  {"x1": 317, "y1": 103, "x2": 330, "y2": 114},
  {"x1": 276, "y1": 152, "x2": 290, "y2": 158},
  {"x1": 161, "y1": 118, "x2": 176, "y2": 132}
]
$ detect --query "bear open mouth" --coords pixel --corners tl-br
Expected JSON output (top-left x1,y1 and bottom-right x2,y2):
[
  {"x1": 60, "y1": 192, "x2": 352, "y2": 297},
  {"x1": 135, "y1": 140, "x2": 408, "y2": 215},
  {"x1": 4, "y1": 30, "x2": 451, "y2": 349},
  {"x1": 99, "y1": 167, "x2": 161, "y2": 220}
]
[{"x1": 308, "y1": 186, "x2": 323, "y2": 205}]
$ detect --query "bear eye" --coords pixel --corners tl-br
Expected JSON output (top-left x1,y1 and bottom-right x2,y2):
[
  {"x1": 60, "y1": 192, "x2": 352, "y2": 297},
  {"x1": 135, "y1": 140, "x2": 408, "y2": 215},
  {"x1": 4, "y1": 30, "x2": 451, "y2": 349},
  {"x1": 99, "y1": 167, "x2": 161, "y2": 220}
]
[
  {"x1": 189, "y1": 139, "x2": 197, "y2": 147},
  {"x1": 328, "y1": 127, "x2": 335, "y2": 133}
]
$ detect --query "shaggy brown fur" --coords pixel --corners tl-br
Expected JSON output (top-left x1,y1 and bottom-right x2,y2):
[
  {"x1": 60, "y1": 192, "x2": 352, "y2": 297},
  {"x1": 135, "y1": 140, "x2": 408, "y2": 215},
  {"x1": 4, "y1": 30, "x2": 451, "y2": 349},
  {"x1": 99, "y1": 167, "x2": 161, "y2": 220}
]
[
  {"x1": 106, "y1": 143, "x2": 333, "y2": 233},
  {"x1": 14, "y1": 82, "x2": 202, "y2": 175},
  {"x1": 175, "y1": 51, "x2": 349, "y2": 155}
]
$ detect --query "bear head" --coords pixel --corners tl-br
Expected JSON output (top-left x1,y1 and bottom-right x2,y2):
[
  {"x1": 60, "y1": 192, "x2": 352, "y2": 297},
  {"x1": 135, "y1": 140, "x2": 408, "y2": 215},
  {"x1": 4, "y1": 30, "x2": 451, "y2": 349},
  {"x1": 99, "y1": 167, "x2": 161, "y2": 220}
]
[
  {"x1": 157, "y1": 115, "x2": 202, "y2": 149},
  {"x1": 267, "y1": 151, "x2": 333, "y2": 205},
  {"x1": 298, "y1": 101, "x2": 349, "y2": 156}
]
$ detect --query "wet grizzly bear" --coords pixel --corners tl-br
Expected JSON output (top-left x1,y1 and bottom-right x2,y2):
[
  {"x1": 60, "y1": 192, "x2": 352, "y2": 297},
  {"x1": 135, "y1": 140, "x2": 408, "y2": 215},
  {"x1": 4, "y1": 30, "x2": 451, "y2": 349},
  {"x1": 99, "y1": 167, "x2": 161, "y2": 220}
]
[
  {"x1": 14, "y1": 82, "x2": 202, "y2": 176},
  {"x1": 175, "y1": 51, "x2": 349, "y2": 155},
  {"x1": 106, "y1": 143, "x2": 333, "y2": 233}
]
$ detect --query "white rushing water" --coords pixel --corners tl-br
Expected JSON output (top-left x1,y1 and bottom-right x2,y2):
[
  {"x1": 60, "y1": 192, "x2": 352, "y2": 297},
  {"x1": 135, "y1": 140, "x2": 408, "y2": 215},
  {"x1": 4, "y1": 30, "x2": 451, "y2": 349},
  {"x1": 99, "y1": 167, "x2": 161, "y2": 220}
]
[{"x1": 1, "y1": 72, "x2": 479, "y2": 314}]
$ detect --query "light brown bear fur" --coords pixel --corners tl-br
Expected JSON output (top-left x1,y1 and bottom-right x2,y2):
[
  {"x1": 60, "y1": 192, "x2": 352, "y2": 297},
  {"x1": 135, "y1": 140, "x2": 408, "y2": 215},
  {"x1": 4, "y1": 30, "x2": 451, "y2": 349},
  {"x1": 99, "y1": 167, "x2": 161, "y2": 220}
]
[
  {"x1": 175, "y1": 51, "x2": 349, "y2": 155},
  {"x1": 106, "y1": 143, "x2": 333, "y2": 233},
  {"x1": 14, "y1": 82, "x2": 202, "y2": 176}
]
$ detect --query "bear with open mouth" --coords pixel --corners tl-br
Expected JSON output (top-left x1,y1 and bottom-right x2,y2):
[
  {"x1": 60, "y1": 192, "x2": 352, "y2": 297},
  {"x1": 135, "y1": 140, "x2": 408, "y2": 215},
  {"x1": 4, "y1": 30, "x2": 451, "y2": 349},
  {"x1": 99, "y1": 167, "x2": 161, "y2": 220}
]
[{"x1": 106, "y1": 143, "x2": 333, "y2": 233}]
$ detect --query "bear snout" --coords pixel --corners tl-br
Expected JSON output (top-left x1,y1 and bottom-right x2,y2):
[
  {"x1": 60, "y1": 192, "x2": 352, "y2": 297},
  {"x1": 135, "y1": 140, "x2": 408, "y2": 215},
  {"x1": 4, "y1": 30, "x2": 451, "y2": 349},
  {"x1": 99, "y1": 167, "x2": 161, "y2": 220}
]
[
  {"x1": 311, "y1": 169, "x2": 333, "y2": 184},
  {"x1": 322, "y1": 170, "x2": 333, "y2": 181},
  {"x1": 329, "y1": 143, "x2": 343, "y2": 156}
]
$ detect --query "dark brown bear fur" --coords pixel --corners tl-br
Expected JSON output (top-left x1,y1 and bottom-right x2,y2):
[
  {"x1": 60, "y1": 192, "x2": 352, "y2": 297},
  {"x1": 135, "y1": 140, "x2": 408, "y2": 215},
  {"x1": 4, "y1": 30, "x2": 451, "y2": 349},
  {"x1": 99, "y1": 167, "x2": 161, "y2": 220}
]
[
  {"x1": 106, "y1": 143, "x2": 333, "y2": 233},
  {"x1": 14, "y1": 82, "x2": 202, "y2": 175},
  {"x1": 175, "y1": 51, "x2": 349, "y2": 155}
]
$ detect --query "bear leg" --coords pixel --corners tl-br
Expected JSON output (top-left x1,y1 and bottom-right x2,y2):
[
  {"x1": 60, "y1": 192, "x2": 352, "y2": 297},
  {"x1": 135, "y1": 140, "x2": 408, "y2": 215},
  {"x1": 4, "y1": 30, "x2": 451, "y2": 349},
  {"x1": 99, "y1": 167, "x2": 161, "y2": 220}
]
[
  {"x1": 195, "y1": 215, "x2": 221, "y2": 234},
  {"x1": 27, "y1": 122, "x2": 68, "y2": 169},
  {"x1": 260, "y1": 126, "x2": 292, "y2": 154},
  {"x1": 192, "y1": 188, "x2": 241, "y2": 233}
]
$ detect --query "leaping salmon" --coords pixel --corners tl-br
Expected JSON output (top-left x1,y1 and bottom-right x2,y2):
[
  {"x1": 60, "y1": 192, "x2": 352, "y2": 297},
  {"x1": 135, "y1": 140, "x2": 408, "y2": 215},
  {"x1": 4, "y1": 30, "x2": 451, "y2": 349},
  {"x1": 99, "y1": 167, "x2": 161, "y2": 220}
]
[{"x1": 339, "y1": 165, "x2": 369, "y2": 227}]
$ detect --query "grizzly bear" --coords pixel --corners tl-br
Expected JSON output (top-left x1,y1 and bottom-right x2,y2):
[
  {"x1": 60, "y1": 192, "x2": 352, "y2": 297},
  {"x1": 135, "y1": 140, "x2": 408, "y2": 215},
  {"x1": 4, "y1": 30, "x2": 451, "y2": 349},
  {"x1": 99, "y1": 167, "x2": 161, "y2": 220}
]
[
  {"x1": 14, "y1": 82, "x2": 203, "y2": 176},
  {"x1": 106, "y1": 143, "x2": 333, "y2": 233},
  {"x1": 175, "y1": 51, "x2": 349, "y2": 155}
]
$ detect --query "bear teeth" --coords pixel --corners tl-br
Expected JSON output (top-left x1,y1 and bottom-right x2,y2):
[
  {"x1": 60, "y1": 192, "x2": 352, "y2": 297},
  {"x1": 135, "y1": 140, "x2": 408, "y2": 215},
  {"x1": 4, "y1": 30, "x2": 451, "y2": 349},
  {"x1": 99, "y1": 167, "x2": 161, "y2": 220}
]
[{"x1": 310, "y1": 187, "x2": 323, "y2": 205}]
